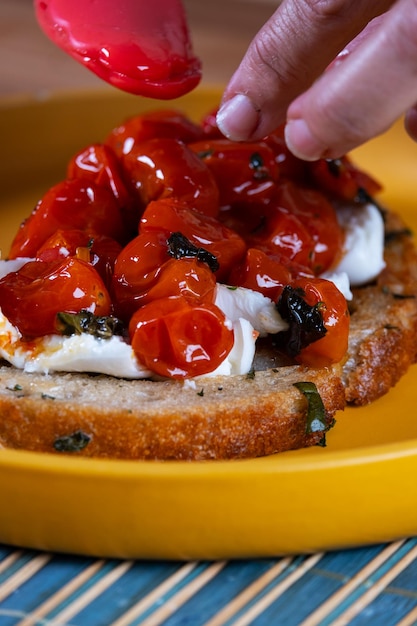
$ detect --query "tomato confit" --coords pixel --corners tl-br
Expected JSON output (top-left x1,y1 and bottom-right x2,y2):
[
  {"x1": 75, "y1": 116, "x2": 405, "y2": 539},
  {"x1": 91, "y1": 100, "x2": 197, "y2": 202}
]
[{"x1": 0, "y1": 108, "x2": 383, "y2": 379}]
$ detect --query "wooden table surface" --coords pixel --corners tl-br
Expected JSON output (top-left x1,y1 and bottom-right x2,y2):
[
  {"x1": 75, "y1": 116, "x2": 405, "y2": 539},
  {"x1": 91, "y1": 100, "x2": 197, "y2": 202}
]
[{"x1": 0, "y1": 0, "x2": 276, "y2": 97}]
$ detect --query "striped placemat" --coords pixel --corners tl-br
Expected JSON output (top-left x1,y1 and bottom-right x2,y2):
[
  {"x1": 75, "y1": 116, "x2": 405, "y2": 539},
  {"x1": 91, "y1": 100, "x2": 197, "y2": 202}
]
[{"x1": 1, "y1": 539, "x2": 417, "y2": 625}]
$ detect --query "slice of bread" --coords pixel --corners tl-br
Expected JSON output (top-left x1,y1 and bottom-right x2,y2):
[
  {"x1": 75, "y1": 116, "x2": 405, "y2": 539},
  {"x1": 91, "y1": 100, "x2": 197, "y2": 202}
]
[{"x1": 0, "y1": 208, "x2": 416, "y2": 460}]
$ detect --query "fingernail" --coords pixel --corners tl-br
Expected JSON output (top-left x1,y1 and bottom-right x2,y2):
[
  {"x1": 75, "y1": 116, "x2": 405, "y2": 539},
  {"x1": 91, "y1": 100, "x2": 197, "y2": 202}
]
[
  {"x1": 284, "y1": 119, "x2": 326, "y2": 161},
  {"x1": 216, "y1": 94, "x2": 259, "y2": 141}
]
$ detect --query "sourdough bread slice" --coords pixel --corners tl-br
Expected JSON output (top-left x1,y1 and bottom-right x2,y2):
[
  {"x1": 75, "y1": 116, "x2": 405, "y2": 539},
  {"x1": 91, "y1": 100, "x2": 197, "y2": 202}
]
[
  {"x1": 0, "y1": 209, "x2": 416, "y2": 461},
  {"x1": 0, "y1": 363, "x2": 344, "y2": 460}
]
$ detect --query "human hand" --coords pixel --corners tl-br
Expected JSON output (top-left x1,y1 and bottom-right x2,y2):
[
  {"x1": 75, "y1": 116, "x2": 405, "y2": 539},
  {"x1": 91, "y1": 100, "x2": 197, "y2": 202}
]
[{"x1": 216, "y1": 0, "x2": 417, "y2": 160}]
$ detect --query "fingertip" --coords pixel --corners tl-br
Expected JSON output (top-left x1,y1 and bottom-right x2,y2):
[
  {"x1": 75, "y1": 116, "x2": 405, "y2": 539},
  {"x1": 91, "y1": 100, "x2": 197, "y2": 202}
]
[
  {"x1": 216, "y1": 94, "x2": 260, "y2": 141},
  {"x1": 284, "y1": 119, "x2": 328, "y2": 161}
]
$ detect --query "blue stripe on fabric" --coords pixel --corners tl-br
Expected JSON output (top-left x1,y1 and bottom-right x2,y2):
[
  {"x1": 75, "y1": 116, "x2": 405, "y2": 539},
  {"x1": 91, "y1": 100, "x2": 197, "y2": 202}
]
[
  {"x1": 68, "y1": 560, "x2": 185, "y2": 626},
  {"x1": 346, "y1": 543, "x2": 417, "y2": 626},
  {"x1": 156, "y1": 559, "x2": 285, "y2": 626},
  {"x1": 201, "y1": 555, "x2": 311, "y2": 626},
  {"x1": 315, "y1": 543, "x2": 389, "y2": 579},
  {"x1": 0, "y1": 553, "x2": 95, "y2": 621},
  {"x1": 231, "y1": 557, "x2": 339, "y2": 626},
  {"x1": 44, "y1": 558, "x2": 128, "y2": 622},
  {"x1": 0, "y1": 541, "x2": 416, "y2": 626},
  {"x1": 0, "y1": 546, "x2": 15, "y2": 561},
  {"x1": 211, "y1": 544, "x2": 413, "y2": 626},
  {"x1": 0, "y1": 551, "x2": 44, "y2": 585},
  {"x1": 316, "y1": 538, "x2": 417, "y2": 626},
  {"x1": 348, "y1": 590, "x2": 417, "y2": 626},
  {"x1": 110, "y1": 562, "x2": 217, "y2": 626}
]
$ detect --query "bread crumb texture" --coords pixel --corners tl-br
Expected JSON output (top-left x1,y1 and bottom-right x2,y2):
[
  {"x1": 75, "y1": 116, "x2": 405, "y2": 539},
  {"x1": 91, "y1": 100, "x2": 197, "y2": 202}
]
[{"x1": 0, "y1": 364, "x2": 343, "y2": 459}]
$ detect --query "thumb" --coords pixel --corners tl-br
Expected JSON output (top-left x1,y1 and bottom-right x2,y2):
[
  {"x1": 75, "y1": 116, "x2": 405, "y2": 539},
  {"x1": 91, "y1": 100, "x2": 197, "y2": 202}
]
[{"x1": 216, "y1": 0, "x2": 391, "y2": 141}]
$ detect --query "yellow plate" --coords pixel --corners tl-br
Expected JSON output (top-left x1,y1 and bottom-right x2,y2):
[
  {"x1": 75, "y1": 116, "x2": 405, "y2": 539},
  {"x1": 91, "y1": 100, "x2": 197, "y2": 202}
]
[{"x1": 1, "y1": 87, "x2": 417, "y2": 560}]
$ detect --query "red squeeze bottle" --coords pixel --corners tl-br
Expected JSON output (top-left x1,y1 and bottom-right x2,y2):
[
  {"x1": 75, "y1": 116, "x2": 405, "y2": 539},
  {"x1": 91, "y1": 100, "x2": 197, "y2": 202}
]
[{"x1": 34, "y1": 0, "x2": 202, "y2": 99}]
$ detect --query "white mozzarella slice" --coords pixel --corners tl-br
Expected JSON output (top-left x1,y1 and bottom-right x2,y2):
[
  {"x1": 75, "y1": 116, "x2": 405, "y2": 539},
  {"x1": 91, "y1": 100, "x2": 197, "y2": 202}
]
[
  {"x1": 214, "y1": 284, "x2": 288, "y2": 337},
  {"x1": 334, "y1": 203, "x2": 385, "y2": 286}
]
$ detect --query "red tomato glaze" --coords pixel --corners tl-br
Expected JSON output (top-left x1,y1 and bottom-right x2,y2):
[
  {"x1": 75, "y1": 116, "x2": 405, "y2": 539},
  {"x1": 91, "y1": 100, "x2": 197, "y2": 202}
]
[{"x1": 34, "y1": 0, "x2": 201, "y2": 98}]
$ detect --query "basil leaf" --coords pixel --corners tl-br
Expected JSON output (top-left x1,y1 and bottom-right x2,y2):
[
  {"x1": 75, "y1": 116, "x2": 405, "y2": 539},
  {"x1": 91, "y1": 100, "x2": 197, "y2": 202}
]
[
  {"x1": 56, "y1": 310, "x2": 124, "y2": 340},
  {"x1": 293, "y1": 381, "x2": 328, "y2": 435},
  {"x1": 249, "y1": 152, "x2": 269, "y2": 180},
  {"x1": 167, "y1": 231, "x2": 219, "y2": 273},
  {"x1": 276, "y1": 286, "x2": 326, "y2": 357},
  {"x1": 54, "y1": 430, "x2": 91, "y2": 452}
]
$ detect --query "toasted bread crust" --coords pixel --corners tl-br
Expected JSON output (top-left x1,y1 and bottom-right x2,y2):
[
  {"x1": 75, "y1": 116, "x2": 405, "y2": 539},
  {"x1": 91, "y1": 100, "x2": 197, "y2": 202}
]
[
  {"x1": 343, "y1": 211, "x2": 417, "y2": 405},
  {"x1": 0, "y1": 364, "x2": 344, "y2": 459},
  {"x1": 0, "y1": 209, "x2": 416, "y2": 460}
]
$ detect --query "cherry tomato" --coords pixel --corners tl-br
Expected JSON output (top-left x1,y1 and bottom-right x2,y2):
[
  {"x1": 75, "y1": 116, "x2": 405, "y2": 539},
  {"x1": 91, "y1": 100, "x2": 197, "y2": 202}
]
[
  {"x1": 9, "y1": 179, "x2": 127, "y2": 259},
  {"x1": 113, "y1": 232, "x2": 216, "y2": 319},
  {"x1": 67, "y1": 143, "x2": 131, "y2": 207},
  {"x1": 216, "y1": 201, "x2": 270, "y2": 241},
  {"x1": 88, "y1": 235, "x2": 124, "y2": 288},
  {"x1": 106, "y1": 109, "x2": 204, "y2": 157},
  {"x1": 112, "y1": 231, "x2": 171, "y2": 319},
  {"x1": 36, "y1": 229, "x2": 93, "y2": 262},
  {"x1": 140, "y1": 198, "x2": 247, "y2": 281},
  {"x1": 129, "y1": 296, "x2": 234, "y2": 378},
  {"x1": 273, "y1": 181, "x2": 344, "y2": 273},
  {"x1": 249, "y1": 203, "x2": 315, "y2": 269},
  {"x1": 189, "y1": 139, "x2": 279, "y2": 208},
  {"x1": 228, "y1": 247, "x2": 313, "y2": 302},
  {"x1": 307, "y1": 155, "x2": 382, "y2": 201},
  {"x1": 247, "y1": 182, "x2": 343, "y2": 273},
  {"x1": 36, "y1": 228, "x2": 122, "y2": 288},
  {"x1": 121, "y1": 137, "x2": 220, "y2": 217},
  {"x1": 140, "y1": 258, "x2": 216, "y2": 306},
  {"x1": 67, "y1": 143, "x2": 138, "y2": 236},
  {"x1": 263, "y1": 124, "x2": 306, "y2": 181},
  {"x1": 0, "y1": 258, "x2": 111, "y2": 338},
  {"x1": 292, "y1": 277, "x2": 349, "y2": 368}
]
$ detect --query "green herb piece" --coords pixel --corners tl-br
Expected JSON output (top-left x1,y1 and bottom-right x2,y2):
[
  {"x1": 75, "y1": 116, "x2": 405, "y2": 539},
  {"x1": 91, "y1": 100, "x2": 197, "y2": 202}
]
[
  {"x1": 6, "y1": 384, "x2": 25, "y2": 397},
  {"x1": 197, "y1": 388, "x2": 204, "y2": 397},
  {"x1": 167, "y1": 232, "x2": 219, "y2": 273},
  {"x1": 276, "y1": 286, "x2": 327, "y2": 357},
  {"x1": 246, "y1": 368, "x2": 256, "y2": 380},
  {"x1": 56, "y1": 310, "x2": 124, "y2": 340},
  {"x1": 197, "y1": 149, "x2": 214, "y2": 160},
  {"x1": 326, "y1": 158, "x2": 342, "y2": 178},
  {"x1": 385, "y1": 228, "x2": 413, "y2": 244},
  {"x1": 381, "y1": 286, "x2": 416, "y2": 300},
  {"x1": 249, "y1": 152, "x2": 269, "y2": 180},
  {"x1": 392, "y1": 293, "x2": 416, "y2": 300},
  {"x1": 293, "y1": 381, "x2": 328, "y2": 436},
  {"x1": 355, "y1": 187, "x2": 386, "y2": 217},
  {"x1": 41, "y1": 393, "x2": 55, "y2": 400},
  {"x1": 53, "y1": 430, "x2": 92, "y2": 452}
]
